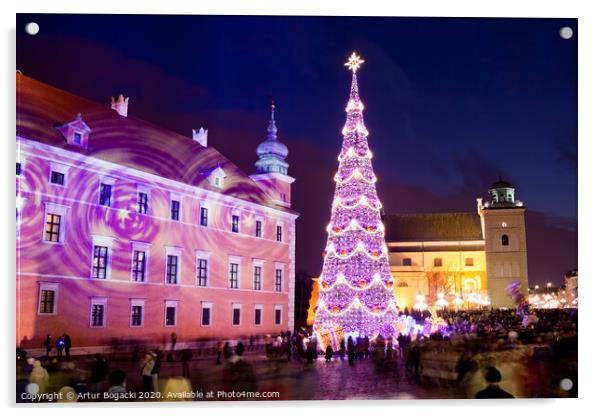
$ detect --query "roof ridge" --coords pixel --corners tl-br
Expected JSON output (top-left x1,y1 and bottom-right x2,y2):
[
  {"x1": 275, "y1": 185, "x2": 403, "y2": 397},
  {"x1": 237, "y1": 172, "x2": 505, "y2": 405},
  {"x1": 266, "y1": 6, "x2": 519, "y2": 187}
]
[{"x1": 16, "y1": 73, "x2": 292, "y2": 213}]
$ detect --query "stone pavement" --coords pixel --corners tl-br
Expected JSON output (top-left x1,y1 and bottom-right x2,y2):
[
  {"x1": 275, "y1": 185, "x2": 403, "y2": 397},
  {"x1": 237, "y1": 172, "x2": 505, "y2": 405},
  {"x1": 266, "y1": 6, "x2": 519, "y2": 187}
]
[{"x1": 24, "y1": 350, "x2": 459, "y2": 401}]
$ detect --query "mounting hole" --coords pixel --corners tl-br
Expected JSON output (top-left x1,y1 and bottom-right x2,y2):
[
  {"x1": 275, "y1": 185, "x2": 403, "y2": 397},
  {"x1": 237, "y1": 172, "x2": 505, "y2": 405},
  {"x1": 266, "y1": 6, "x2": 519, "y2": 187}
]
[
  {"x1": 25, "y1": 22, "x2": 40, "y2": 36},
  {"x1": 559, "y1": 26, "x2": 573, "y2": 40},
  {"x1": 559, "y1": 378, "x2": 573, "y2": 391}
]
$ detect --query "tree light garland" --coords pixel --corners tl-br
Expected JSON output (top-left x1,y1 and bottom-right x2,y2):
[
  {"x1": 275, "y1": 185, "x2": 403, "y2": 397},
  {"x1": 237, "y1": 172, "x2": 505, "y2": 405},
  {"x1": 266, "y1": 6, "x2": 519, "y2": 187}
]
[
  {"x1": 337, "y1": 147, "x2": 373, "y2": 161},
  {"x1": 323, "y1": 241, "x2": 388, "y2": 260},
  {"x1": 334, "y1": 168, "x2": 377, "y2": 184},
  {"x1": 325, "y1": 219, "x2": 385, "y2": 235},
  {"x1": 332, "y1": 195, "x2": 382, "y2": 211},
  {"x1": 313, "y1": 52, "x2": 400, "y2": 339},
  {"x1": 318, "y1": 272, "x2": 394, "y2": 292}
]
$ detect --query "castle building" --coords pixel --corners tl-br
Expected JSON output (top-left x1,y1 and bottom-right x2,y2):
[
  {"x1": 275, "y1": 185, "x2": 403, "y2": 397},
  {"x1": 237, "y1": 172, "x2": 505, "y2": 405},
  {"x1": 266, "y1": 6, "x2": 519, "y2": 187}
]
[
  {"x1": 383, "y1": 180, "x2": 529, "y2": 309},
  {"x1": 16, "y1": 73, "x2": 297, "y2": 354}
]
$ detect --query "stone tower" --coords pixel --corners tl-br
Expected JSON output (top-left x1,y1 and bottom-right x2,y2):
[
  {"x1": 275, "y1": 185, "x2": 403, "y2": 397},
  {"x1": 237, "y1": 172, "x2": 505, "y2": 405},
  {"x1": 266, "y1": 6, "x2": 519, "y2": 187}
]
[{"x1": 478, "y1": 179, "x2": 529, "y2": 308}]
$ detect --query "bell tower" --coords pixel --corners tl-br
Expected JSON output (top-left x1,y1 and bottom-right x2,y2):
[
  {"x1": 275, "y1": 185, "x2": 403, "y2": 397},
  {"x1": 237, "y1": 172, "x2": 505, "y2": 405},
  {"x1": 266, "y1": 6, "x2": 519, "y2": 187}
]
[
  {"x1": 250, "y1": 101, "x2": 295, "y2": 207},
  {"x1": 478, "y1": 179, "x2": 529, "y2": 308}
]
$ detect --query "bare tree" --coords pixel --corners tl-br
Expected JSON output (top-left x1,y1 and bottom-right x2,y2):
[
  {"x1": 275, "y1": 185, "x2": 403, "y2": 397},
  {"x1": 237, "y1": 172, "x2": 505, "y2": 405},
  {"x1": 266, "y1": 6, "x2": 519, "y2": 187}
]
[{"x1": 425, "y1": 264, "x2": 455, "y2": 302}]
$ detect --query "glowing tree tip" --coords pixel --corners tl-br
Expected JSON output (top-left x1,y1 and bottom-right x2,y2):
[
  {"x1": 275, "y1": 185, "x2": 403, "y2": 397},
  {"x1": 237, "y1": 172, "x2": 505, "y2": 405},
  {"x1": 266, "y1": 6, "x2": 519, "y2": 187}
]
[{"x1": 345, "y1": 52, "x2": 365, "y2": 73}]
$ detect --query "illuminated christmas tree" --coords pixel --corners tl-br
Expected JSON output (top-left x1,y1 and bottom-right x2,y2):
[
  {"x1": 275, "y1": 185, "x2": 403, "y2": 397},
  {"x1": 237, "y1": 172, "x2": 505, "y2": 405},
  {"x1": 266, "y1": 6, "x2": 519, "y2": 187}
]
[{"x1": 313, "y1": 53, "x2": 399, "y2": 341}]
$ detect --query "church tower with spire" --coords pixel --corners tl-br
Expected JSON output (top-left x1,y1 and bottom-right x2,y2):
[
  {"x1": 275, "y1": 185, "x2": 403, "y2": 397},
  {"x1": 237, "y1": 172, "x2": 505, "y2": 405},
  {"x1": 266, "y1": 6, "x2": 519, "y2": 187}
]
[{"x1": 251, "y1": 102, "x2": 295, "y2": 207}]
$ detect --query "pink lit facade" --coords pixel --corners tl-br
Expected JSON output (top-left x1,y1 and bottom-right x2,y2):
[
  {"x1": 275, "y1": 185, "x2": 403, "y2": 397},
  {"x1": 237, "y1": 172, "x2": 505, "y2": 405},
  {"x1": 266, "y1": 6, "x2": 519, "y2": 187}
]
[{"x1": 16, "y1": 74, "x2": 298, "y2": 354}]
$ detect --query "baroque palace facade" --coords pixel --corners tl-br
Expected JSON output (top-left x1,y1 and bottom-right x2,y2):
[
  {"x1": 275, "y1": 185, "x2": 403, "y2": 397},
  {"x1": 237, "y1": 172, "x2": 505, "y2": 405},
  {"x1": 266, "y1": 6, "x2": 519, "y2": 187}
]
[{"x1": 16, "y1": 73, "x2": 297, "y2": 354}]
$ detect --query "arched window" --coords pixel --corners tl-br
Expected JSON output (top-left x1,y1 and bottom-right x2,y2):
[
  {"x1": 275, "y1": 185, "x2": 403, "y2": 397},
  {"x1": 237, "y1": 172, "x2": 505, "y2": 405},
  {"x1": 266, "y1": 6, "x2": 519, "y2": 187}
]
[{"x1": 501, "y1": 234, "x2": 509, "y2": 246}]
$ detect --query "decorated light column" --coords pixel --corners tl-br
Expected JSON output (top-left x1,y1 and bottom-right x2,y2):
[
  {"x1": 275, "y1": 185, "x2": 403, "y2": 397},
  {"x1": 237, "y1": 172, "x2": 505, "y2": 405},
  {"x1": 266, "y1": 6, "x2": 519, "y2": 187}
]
[{"x1": 313, "y1": 53, "x2": 399, "y2": 340}]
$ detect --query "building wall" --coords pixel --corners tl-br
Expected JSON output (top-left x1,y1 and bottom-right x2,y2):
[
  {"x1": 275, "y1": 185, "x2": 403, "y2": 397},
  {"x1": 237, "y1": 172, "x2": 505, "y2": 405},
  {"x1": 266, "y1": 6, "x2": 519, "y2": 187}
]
[
  {"x1": 250, "y1": 173, "x2": 294, "y2": 208},
  {"x1": 17, "y1": 138, "x2": 297, "y2": 351},
  {"x1": 480, "y1": 207, "x2": 529, "y2": 307},
  {"x1": 388, "y1": 247, "x2": 487, "y2": 310}
]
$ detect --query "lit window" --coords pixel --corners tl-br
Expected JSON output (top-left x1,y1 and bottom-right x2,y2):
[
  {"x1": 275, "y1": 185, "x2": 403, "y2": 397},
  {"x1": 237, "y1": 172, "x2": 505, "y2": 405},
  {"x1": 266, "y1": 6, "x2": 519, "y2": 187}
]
[
  {"x1": 92, "y1": 246, "x2": 109, "y2": 279},
  {"x1": 132, "y1": 251, "x2": 147, "y2": 282},
  {"x1": 465, "y1": 257, "x2": 474, "y2": 267},
  {"x1": 45, "y1": 213, "x2": 62, "y2": 243},
  {"x1": 39, "y1": 289, "x2": 56, "y2": 314},
  {"x1": 43, "y1": 202, "x2": 68, "y2": 244},
  {"x1": 130, "y1": 301, "x2": 144, "y2": 327},
  {"x1": 90, "y1": 298, "x2": 107, "y2": 328},
  {"x1": 38, "y1": 283, "x2": 58, "y2": 315}
]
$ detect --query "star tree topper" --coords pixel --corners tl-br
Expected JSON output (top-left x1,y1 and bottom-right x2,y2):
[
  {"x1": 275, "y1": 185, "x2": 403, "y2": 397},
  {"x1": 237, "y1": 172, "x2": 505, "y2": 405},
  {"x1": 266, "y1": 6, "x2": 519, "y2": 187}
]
[{"x1": 344, "y1": 52, "x2": 365, "y2": 73}]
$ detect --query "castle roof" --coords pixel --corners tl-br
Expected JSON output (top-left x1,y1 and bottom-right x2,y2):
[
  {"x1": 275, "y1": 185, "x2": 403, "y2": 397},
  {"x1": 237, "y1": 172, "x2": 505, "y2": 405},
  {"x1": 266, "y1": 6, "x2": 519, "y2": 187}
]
[
  {"x1": 16, "y1": 73, "x2": 294, "y2": 214},
  {"x1": 383, "y1": 212, "x2": 483, "y2": 242}
]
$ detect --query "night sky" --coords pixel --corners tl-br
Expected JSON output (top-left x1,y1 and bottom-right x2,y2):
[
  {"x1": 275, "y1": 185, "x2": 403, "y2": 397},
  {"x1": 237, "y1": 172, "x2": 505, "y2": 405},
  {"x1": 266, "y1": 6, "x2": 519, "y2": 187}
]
[{"x1": 16, "y1": 14, "x2": 577, "y2": 286}]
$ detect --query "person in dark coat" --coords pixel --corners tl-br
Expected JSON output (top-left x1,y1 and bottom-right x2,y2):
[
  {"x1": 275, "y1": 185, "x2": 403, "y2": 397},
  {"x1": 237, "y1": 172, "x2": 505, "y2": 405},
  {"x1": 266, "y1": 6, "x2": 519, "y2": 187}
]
[
  {"x1": 90, "y1": 354, "x2": 109, "y2": 393},
  {"x1": 324, "y1": 345, "x2": 334, "y2": 362},
  {"x1": 43, "y1": 334, "x2": 52, "y2": 359},
  {"x1": 405, "y1": 344, "x2": 421, "y2": 383},
  {"x1": 224, "y1": 341, "x2": 232, "y2": 361},
  {"x1": 56, "y1": 335, "x2": 65, "y2": 358},
  {"x1": 347, "y1": 336, "x2": 355, "y2": 367},
  {"x1": 475, "y1": 366, "x2": 515, "y2": 399},
  {"x1": 63, "y1": 334, "x2": 72, "y2": 359},
  {"x1": 305, "y1": 340, "x2": 317, "y2": 364}
]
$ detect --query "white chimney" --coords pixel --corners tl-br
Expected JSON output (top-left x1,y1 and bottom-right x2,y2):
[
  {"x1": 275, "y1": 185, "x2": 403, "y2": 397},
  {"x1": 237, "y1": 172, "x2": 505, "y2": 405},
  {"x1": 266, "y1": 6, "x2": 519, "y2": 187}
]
[
  {"x1": 192, "y1": 127, "x2": 208, "y2": 147},
  {"x1": 111, "y1": 94, "x2": 129, "y2": 117}
]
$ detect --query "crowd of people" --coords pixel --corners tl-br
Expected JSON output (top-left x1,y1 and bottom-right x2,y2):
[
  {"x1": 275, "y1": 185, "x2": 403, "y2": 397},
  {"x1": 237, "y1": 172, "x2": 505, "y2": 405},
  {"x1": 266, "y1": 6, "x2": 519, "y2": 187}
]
[{"x1": 15, "y1": 308, "x2": 577, "y2": 401}]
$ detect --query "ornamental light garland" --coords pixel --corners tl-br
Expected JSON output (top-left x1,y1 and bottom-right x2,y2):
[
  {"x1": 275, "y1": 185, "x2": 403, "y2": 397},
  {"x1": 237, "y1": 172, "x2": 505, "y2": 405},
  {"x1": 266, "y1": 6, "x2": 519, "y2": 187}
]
[{"x1": 313, "y1": 53, "x2": 400, "y2": 339}]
